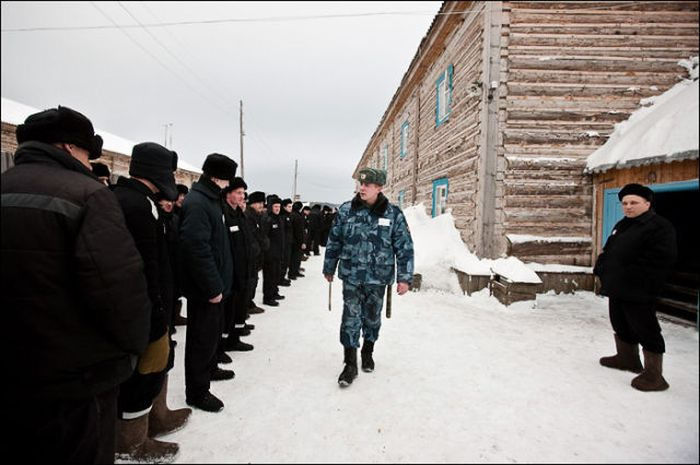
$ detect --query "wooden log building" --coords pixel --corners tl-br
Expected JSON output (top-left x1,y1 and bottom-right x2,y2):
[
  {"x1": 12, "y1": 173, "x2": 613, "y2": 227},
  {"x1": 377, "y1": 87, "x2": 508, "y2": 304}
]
[{"x1": 355, "y1": 1, "x2": 699, "y2": 268}]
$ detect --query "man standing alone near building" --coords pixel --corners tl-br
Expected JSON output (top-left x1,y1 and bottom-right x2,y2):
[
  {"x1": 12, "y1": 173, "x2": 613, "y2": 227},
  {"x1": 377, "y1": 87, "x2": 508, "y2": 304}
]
[
  {"x1": 323, "y1": 168, "x2": 414, "y2": 387},
  {"x1": 594, "y1": 183, "x2": 677, "y2": 392}
]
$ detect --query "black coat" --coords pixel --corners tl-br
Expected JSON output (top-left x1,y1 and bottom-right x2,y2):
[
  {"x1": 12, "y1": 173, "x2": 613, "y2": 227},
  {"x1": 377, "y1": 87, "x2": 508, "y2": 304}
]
[
  {"x1": 594, "y1": 210, "x2": 677, "y2": 303},
  {"x1": 224, "y1": 203, "x2": 255, "y2": 293},
  {"x1": 1, "y1": 142, "x2": 151, "y2": 400},
  {"x1": 178, "y1": 176, "x2": 233, "y2": 301},
  {"x1": 113, "y1": 177, "x2": 170, "y2": 342},
  {"x1": 282, "y1": 211, "x2": 294, "y2": 252},
  {"x1": 290, "y1": 210, "x2": 305, "y2": 249},
  {"x1": 245, "y1": 208, "x2": 267, "y2": 270},
  {"x1": 263, "y1": 212, "x2": 285, "y2": 261}
]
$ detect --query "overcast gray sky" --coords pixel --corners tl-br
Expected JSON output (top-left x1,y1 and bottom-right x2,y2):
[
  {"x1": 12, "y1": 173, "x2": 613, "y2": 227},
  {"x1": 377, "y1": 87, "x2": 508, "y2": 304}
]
[{"x1": 1, "y1": 1, "x2": 441, "y2": 203}]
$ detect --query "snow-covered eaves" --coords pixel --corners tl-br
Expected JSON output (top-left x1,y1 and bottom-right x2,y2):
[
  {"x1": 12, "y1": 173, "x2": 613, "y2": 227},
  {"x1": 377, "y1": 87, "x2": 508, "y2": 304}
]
[
  {"x1": 1, "y1": 97, "x2": 202, "y2": 174},
  {"x1": 507, "y1": 234, "x2": 591, "y2": 244},
  {"x1": 585, "y1": 57, "x2": 699, "y2": 174}
]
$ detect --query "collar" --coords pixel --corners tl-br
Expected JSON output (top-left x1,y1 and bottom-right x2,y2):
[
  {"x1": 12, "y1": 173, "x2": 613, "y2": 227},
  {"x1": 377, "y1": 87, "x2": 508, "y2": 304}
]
[
  {"x1": 192, "y1": 175, "x2": 222, "y2": 200},
  {"x1": 350, "y1": 192, "x2": 388, "y2": 216},
  {"x1": 14, "y1": 141, "x2": 97, "y2": 180}
]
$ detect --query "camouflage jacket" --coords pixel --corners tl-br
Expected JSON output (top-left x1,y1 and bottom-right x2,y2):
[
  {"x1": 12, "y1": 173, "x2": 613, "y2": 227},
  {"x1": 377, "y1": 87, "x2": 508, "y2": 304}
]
[{"x1": 323, "y1": 193, "x2": 414, "y2": 285}]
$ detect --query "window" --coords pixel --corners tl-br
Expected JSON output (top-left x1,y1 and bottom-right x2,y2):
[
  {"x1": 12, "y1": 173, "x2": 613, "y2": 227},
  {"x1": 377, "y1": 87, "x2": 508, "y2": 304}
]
[
  {"x1": 381, "y1": 143, "x2": 388, "y2": 171},
  {"x1": 432, "y1": 178, "x2": 448, "y2": 217},
  {"x1": 398, "y1": 190, "x2": 406, "y2": 209},
  {"x1": 400, "y1": 121, "x2": 409, "y2": 159},
  {"x1": 435, "y1": 64, "x2": 454, "y2": 127}
]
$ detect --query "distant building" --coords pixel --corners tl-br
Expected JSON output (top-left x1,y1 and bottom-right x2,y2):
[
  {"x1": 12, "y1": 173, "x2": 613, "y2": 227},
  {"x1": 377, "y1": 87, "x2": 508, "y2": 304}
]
[{"x1": 1, "y1": 97, "x2": 201, "y2": 185}]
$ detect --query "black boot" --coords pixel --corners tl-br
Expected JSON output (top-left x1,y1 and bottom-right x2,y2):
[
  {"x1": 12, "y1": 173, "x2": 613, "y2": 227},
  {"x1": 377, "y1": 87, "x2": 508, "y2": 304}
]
[
  {"x1": 361, "y1": 340, "x2": 375, "y2": 373},
  {"x1": 338, "y1": 347, "x2": 358, "y2": 387}
]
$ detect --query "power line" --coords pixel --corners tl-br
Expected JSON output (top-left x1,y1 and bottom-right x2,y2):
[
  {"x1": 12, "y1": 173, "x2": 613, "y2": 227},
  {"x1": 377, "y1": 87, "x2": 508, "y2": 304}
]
[
  {"x1": 90, "y1": 2, "x2": 235, "y2": 121},
  {"x1": 2, "y1": 2, "x2": 668, "y2": 33}
]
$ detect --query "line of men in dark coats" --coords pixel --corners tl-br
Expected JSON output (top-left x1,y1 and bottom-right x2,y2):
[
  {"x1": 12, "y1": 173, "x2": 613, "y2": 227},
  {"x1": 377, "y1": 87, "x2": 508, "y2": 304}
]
[{"x1": 1, "y1": 105, "x2": 325, "y2": 464}]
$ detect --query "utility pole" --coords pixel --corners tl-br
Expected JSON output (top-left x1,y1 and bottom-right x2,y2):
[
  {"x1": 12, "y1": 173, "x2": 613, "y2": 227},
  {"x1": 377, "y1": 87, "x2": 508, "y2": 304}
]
[
  {"x1": 163, "y1": 123, "x2": 172, "y2": 148},
  {"x1": 169, "y1": 124, "x2": 173, "y2": 150},
  {"x1": 292, "y1": 159, "x2": 299, "y2": 200},
  {"x1": 239, "y1": 100, "x2": 245, "y2": 178}
]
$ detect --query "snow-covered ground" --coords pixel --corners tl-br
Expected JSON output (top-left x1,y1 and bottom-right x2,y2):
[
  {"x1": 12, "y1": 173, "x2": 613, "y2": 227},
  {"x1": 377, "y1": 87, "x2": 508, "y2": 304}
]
[{"x1": 162, "y1": 251, "x2": 699, "y2": 463}]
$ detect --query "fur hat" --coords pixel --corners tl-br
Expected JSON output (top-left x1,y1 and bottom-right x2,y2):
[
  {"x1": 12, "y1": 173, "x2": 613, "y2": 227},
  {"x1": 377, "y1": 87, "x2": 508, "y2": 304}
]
[
  {"x1": 90, "y1": 162, "x2": 111, "y2": 178},
  {"x1": 129, "y1": 142, "x2": 178, "y2": 201},
  {"x1": 281, "y1": 198, "x2": 292, "y2": 207},
  {"x1": 618, "y1": 183, "x2": 654, "y2": 202},
  {"x1": 268, "y1": 195, "x2": 282, "y2": 206},
  {"x1": 248, "y1": 191, "x2": 266, "y2": 204},
  {"x1": 229, "y1": 177, "x2": 247, "y2": 191},
  {"x1": 176, "y1": 184, "x2": 189, "y2": 195},
  {"x1": 202, "y1": 153, "x2": 237, "y2": 181},
  {"x1": 292, "y1": 201, "x2": 303, "y2": 212},
  {"x1": 16, "y1": 106, "x2": 103, "y2": 160},
  {"x1": 357, "y1": 168, "x2": 387, "y2": 186}
]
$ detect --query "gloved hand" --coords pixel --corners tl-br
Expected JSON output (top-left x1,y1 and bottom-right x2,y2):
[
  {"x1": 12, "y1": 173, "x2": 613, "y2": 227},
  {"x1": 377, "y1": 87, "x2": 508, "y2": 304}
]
[{"x1": 137, "y1": 331, "x2": 170, "y2": 374}]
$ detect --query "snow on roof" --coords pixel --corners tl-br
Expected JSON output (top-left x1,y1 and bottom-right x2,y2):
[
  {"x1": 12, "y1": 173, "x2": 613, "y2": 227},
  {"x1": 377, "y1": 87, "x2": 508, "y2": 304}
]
[
  {"x1": 585, "y1": 56, "x2": 699, "y2": 174},
  {"x1": 1, "y1": 97, "x2": 202, "y2": 174}
]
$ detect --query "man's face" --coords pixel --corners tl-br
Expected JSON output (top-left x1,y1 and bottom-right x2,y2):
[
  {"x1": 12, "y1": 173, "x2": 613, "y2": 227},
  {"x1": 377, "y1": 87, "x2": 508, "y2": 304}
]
[
  {"x1": 176, "y1": 193, "x2": 186, "y2": 207},
  {"x1": 230, "y1": 188, "x2": 245, "y2": 207},
  {"x1": 212, "y1": 177, "x2": 229, "y2": 189},
  {"x1": 621, "y1": 194, "x2": 651, "y2": 218},
  {"x1": 251, "y1": 202, "x2": 265, "y2": 213},
  {"x1": 159, "y1": 199, "x2": 174, "y2": 213},
  {"x1": 359, "y1": 181, "x2": 382, "y2": 204},
  {"x1": 272, "y1": 204, "x2": 281, "y2": 215},
  {"x1": 303, "y1": 209, "x2": 310, "y2": 217},
  {"x1": 284, "y1": 204, "x2": 293, "y2": 213}
]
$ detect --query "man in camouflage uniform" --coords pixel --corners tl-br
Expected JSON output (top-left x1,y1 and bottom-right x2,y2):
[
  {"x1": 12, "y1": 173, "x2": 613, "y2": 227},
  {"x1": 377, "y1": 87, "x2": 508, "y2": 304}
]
[{"x1": 323, "y1": 168, "x2": 414, "y2": 387}]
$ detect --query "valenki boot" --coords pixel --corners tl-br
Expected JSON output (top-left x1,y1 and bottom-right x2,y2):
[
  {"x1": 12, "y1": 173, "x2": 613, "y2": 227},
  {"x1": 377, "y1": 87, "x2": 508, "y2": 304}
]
[
  {"x1": 361, "y1": 340, "x2": 375, "y2": 373},
  {"x1": 599, "y1": 334, "x2": 643, "y2": 373},
  {"x1": 631, "y1": 350, "x2": 670, "y2": 392},
  {"x1": 149, "y1": 375, "x2": 192, "y2": 438},
  {"x1": 116, "y1": 413, "x2": 179, "y2": 464}
]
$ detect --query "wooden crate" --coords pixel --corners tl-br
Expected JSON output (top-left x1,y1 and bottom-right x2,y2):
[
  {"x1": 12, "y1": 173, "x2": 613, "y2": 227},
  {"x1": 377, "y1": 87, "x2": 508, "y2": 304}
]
[
  {"x1": 490, "y1": 274, "x2": 540, "y2": 306},
  {"x1": 451, "y1": 267, "x2": 491, "y2": 295}
]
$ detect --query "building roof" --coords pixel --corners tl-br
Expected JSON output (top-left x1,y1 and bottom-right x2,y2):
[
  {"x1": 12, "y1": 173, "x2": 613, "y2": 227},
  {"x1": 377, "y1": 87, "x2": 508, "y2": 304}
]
[
  {"x1": 1, "y1": 96, "x2": 202, "y2": 174},
  {"x1": 585, "y1": 57, "x2": 699, "y2": 174}
]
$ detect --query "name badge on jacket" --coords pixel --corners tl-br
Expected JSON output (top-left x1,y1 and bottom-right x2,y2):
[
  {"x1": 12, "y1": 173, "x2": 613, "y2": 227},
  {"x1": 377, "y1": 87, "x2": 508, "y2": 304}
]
[
  {"x1": 378, "y1": 218, "x2": 391, "y2": 227},
  {"x1": 230, "y1": 225, "x2": 240, "y2": 233},
  {"x1": 272, "y1": 224, "x2": 279, "y2": 229}
]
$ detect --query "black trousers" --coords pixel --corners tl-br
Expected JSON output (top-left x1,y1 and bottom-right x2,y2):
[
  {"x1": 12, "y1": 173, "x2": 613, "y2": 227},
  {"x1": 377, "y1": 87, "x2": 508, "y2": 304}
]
[
  {"x1": 9, "y1": 387, "x2": 118, "y2": 464},
  {"x1": 609, "y1": 298, "x2": 665, "y2": 354},
  {"x1": 118, "y1": 370, "x2": 165, "y2": 418},
  {"x1": 262, "y1": 258, "x2": 281, "y2": 300},
  {"x1": 223, "y1": 290, "x2": 249, "y2": 334},
  {"x1": 289, "y1": 245, "x2": 302, "y2": 277},
  {"x1": 248, "y1": 272, "x2": 259, "y2": 308},
  {"x1": 185, "y1": 299, "x2": 223, "y2": 399}
]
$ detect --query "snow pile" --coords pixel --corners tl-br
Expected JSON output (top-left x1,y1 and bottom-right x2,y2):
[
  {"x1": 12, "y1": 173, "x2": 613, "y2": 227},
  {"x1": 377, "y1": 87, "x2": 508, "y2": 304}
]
[
  {"x1": 403, "y1": 204, "x2": 541, "y2": 291},
  {"x1": 1, "y1": 96, "x2": 202, "y2": 174},
  {"x1": 585, "y1": 56, "x2": 699, "y2": 173}
]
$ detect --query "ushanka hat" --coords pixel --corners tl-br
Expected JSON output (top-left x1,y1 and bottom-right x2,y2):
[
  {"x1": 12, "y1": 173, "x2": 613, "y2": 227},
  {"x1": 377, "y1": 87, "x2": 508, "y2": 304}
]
[
  {"x1": 618, "y1": 183, "x2": 654, "y2": 202},
  {"x1": 129, "y1": 142, "x2": 178, "y2": 201},
  {"x1": 176, "y1": 184, "x2": 189, "y2": 195},
  {"x1": 16, "y1": 105, "x2": 104, "y2": 160},
  {"x1": 202, "y1": 153, "x2": 237, "y2": 181},
  {"x1": 90, "y1": 162, "x2": 111, "y2": 178},
  {"x1": 281, "y1": 198, "x2": 292, "y2": 207},
  {"x1": 248, "y1": 191, "x2": 266, "y2": 204},
  {"x1": 357, "y1": 168, "x2": 386, "y2": 186}
]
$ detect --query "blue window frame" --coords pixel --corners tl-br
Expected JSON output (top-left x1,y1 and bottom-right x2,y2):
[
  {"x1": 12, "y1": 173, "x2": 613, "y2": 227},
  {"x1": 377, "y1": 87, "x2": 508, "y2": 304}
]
[
  {"x1": 432, "y1": 177, "x2": 449, "y2": 217},
  {"x1": 398, "y1": 190, "x2": 406, "y2": 209},
  {"x1": 400, "y1": 121, "x2": 409, "y2": 159},
  {"x1": 435, "y1": 64, "x2": 454, "y2": 127},
  {"x1": 601, "y1": 179, "x2": 699, "y2": 244}
]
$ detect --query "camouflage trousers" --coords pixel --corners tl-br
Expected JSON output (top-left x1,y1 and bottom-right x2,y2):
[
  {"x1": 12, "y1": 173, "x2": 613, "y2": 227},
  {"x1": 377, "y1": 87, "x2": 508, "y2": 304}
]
[{"x1": 340, "y1": 282, "x2": 386, "y2": 348}]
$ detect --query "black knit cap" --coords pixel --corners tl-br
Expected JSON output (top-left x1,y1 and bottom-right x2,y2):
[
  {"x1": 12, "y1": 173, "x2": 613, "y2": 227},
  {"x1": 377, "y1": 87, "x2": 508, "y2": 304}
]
[
  {"x1": 176, "y1": 184, "x2": 189, "y2": 195},
  {"x1": 618, "y1": 183, "x2": 654, "y2": 202},
  {"x1": 91, "y1": 162, "x2": 110, "y2": 178},
  {"x1": 129, "y1": 142, "x2": 178, "y2": 201},
  {"x1": 202, "y1": 153, "x2": 237, "y2": 181},
  {"x1": 16, "y1": 105, "x2": 104, "y2": 160},
  {"x1": 248, "y1": 191, "x2": 266, "y2": 204}
]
